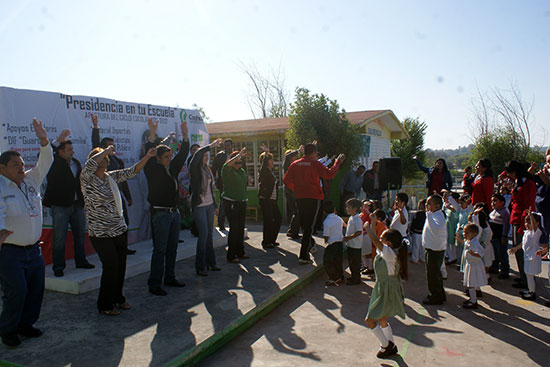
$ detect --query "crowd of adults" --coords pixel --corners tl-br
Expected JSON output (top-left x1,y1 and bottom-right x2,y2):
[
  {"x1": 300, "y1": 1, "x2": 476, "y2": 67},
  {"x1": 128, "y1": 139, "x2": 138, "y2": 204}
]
[{"x1": 1, "y1": 113, "x2": 548, "y2": 350}]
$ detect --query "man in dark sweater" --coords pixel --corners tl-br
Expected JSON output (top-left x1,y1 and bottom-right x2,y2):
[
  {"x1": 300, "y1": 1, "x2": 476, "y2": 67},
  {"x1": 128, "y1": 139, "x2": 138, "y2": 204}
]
[
  {"x1": 211, "y1": 139, "x2": 234, "y2": 231},
  {"x1": 91, "y1": 113, "x2": 135, "y2": 254},
  {"x1": 44, "y1": 130, "x2": 94, "y2": 277},
  {"x1": 144, "y1": 118, "x2": 189, "y2": 296}
]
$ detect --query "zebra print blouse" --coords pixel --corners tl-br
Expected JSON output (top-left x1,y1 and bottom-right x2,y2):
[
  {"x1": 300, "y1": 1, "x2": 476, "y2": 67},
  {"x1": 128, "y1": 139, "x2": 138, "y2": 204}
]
[{"x1": 80, "y1": 158, "x2": 137, "y2": 238}]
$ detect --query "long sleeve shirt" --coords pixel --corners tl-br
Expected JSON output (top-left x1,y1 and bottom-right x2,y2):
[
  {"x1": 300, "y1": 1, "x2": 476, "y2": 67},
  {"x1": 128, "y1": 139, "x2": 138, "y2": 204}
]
[
  {"x1": 144, "y1": 140, "x2": 189, "y2": 207},
  {"x1": 0, "y1": 144, "x2": 53, "y2": 246},
  {"x1": 283, "y1": 156, "x2": 342, "y2": 200},
  {"x1": 339, "y1": 170, "x2": 363, "y2": 196},
  {"x1": 422, "y1": 210, "x2": 447, "y2": 251}
]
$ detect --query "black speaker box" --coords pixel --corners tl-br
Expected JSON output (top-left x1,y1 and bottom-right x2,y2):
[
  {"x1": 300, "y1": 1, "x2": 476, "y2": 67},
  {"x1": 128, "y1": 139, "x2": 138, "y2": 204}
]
[{"x1": 379, "y1": 158, "x2": 402, "y2": 190}]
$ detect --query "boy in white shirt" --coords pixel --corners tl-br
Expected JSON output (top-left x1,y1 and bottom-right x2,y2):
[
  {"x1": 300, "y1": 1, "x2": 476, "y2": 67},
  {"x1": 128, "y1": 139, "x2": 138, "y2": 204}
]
[
  {"x1": 322, "y1": 201, "x2": 345, "y2": 286},
  {"x1": 344, "y1": 198, "x2": 363, "y2": 285},
  {"x1": 422, "y1": 195, "x2": 448, "y2": 305}
]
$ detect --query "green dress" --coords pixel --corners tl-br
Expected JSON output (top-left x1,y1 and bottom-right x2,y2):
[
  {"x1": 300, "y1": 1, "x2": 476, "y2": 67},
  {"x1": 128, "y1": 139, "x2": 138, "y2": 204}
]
[{"x1": 366, "y1": 247, "x2": 406, "y2": 320}]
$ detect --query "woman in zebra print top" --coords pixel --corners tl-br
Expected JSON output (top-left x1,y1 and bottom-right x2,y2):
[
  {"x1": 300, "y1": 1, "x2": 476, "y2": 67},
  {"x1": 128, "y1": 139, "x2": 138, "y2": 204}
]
[{"x1": 81, "y1": 145, "x2": 156, "y2": 315}]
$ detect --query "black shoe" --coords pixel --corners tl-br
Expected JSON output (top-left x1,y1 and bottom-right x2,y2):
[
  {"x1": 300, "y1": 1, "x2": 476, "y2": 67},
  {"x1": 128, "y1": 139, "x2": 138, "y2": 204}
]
[
  {"x1": 476, "y1": 290, "x2": 483, "y2": 298},
  {"x1": 218, "y1": 226, "x2": 226, "y2": 232},
  {"x1": 54, "y1": 270, "x2": 64, "y2": 277},
  {"x1": 520, "y1": 291, "x2": 536, "y2": 300},
  {"x1": 463, "y1": 301, "x2": 478, "y2": 309},
  {"x1": 287, "y1": 233, "x2": 301, "y2": 240},
  {"x1": 272, "y1": 242, "x2": 280, "y2": 247},
  {"x1": 207, "y1": 265, "x2": 221, "y2": 271},
  {"x1": 376, "y1": 341, "x2": 397, "y2": 358},
  {"x1": 149, "y1": 287, "x2": 168, "y2": 296},
  {"x1": 196, "y1": 270, "x2": 208, "y2": 277},
  {"x1": 126, "y1": 249, "x2": 136, "y2": 255},
  {"x1": 422, "y1": 297, "x2": 444, "y2": 305},
  {"x1": 262, "y1": 243, "x2": 275, "y2": 249},
  {"x1": 498, "y1": 273, "x2": 509, "y2": 279},
  {"x1": 164, "y1": 280, "x2": 186, "y2": 287},
  {"x1": 1, "y1": 334, "x2": 21, "y2": 347},
  {"x1": 76, "y1": 262, "x2": 95, "y2": 269},
  {"x1": 512, "y1": 282, "x2": 527, "y2": 289},
  {"x1": 16, "y1": 325, "x2": 43, "y2": 338},
  {"x1": 544, "y1": 300, "x2": 550, "y2": 307}
]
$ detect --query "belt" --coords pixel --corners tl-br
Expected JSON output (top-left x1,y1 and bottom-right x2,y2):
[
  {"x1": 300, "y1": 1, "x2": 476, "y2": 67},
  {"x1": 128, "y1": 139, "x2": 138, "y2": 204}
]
[
  {"x1": 2, "y1": 241, "x2": 41, "y2": 249},
  {"x1": 151, "y1": 206, "x2": 178, "y2": 213}
]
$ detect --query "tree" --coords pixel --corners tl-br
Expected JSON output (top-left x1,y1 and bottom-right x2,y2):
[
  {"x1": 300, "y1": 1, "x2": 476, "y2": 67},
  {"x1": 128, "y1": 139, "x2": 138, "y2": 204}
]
[
  {"x1": 286, "y1": 88, "x2": 361, "y2": 164},
  {"x1": 239, "y1": 61, "x2": 289, "y2": 119},
  {"x1": 470, "y1": 83, "x2": 544, "y2": 174},
  {"x1": 391, "y1": 117, "x2": 427, "y2": 183}
]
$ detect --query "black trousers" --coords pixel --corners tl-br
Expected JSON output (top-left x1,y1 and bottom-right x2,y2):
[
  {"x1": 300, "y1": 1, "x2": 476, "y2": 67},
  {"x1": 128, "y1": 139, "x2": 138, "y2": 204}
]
[
  {"x1": 90, "y1": 233, "x2": 127, "y2": 311},
  {"x1": 324, "y1": 242, "x2": 343, "y2": 281},
  {"x1": 223, "y1": 199, "x2": 247, "y2": 260},
  {"x1": 284, "y1": 188, "x2": 300, "y2": 235},
  {"x1": 259, "y1": 198, "x2": 282, "y2": 247},
  {"x1": 425, "y1": 249, "x2": 446, "y2": 302},
  {"x1": 512, "y1": 224, "x2": 526, "y2": 283},
  {"x1": 347, "y1": 248, "x2": 362, "y2": 282},
  {"x1": 296, "y1": 198, "x2": 321, "y2": 260}
]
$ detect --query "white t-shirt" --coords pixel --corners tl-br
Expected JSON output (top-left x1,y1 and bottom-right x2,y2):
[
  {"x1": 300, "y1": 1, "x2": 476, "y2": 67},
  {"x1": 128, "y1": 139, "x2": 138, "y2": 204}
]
[
  {"x1": 422, "y1": 210, "x2": 447, "y2": 251},
  {"x1": 323, "y1": 213, "x2": 344, "y2": 245},
  {"x1": 346, "y1": 214, "x2": 363, "y2": 249},
  {"x1": 390, "y1": 207, "x2": 408, "y2": 237},
  {"x1": 377, "y1": 244, "x2": 397, "y2": 276}
]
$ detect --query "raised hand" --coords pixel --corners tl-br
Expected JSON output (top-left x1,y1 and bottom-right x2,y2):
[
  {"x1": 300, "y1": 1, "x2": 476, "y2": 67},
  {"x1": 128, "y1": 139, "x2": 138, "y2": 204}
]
[
  {"x1": 91, "y1": 113, "x2": 99, "y2": 128},
  {"x1": 148, "y1": 117, "x2": 159, "y2": 134},
  {"x1": 180, "y1": 121, "x2": 188, "y2": 136},
  {"x1": 146, "y1": 147, "x2": 157, "y2": 158},
  {"x1": 57, "y1": 129, "x2": 71, "y2": 143},
  {"x1": 312, "y1": 140, "x2": 318, "y2": 146},
  {"x1": 336, "y1": 153, "x2": 346, "y2": 162},
  {"x1": 298, "y1": 145, "x2": 304, "y2": 153},
  {"x1": 210, "y1": 138, "x2": 223, "y2": 148},
  {"x1": 105, "y1": 145, "x2": 116, "y2": 156},
  {"x1": 32, "y1": 118, "x2": 48, "y2": 146},
  {"x1": 412, "y1": 155, "x2": 418, "y2": 160},
  {"x1": 239, "y1": 147, "x2": 247, "y2": 158},
  {"x1": 260, "y1": 143, "x2": 269, "y2": 153}
]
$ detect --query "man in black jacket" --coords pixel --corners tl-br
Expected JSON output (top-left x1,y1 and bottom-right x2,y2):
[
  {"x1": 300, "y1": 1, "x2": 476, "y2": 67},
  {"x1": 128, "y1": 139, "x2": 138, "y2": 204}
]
[
  {"x1": 44, "y1": 130, "x2": 94, "y2": 277},
  {"x1": 211, "y1": 139, "x2": 234, "y2": 231},
  {"x1": 362, "y1": 161, "x2": 382, "y2": 201},
  {"x1": 91, "y1": 113, "x2": 135, "y2": 254},
  {"x1": 144, "y1": 117, "x2": 189, "y2": 296}
]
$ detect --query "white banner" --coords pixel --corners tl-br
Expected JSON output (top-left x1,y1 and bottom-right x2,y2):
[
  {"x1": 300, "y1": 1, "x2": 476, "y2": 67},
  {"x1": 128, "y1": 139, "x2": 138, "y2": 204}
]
[{"x1": 0, "y1": 86, "x2": 209, "y2": 244}]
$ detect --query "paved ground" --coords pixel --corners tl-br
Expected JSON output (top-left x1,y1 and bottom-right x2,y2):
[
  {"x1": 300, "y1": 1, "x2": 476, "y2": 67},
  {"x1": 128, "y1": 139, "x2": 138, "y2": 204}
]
[
  {"x1": 201, "y1": 258, "x2": 550, "y2": 367},
  {"x1": 0, "y1": 224, "x2": 323, "y2": 367}
]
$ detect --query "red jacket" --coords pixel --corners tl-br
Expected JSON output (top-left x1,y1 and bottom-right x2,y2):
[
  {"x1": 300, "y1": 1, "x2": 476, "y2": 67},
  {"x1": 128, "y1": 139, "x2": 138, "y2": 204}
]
[
  {"x1": 510, "y1": 178, "x2": 536, "y2": 233},
  {"x1": 283, "y1": 156, "x2": 342, "y2": 200},
  {"x1": 472, "y1": 175, "x2": 494, "y2": 206}
]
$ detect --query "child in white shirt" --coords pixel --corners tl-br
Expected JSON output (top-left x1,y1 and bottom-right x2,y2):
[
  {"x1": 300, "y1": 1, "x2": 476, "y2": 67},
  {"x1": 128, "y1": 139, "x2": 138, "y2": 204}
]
[
  {"x1": 344, "y1": 198, "x2": 363, "y2": 285},
  {"x1": 322, "y1": 200, "x2": 345, "y2": 286}
]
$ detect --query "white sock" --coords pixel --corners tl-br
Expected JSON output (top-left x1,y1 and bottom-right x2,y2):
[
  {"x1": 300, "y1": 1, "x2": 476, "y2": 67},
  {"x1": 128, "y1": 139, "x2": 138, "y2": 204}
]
[
  {"x1": 468, "y1": 288, "x2": 477, "y2": 303},
  {"x1": 381, "y1": 323, "x2": 394, "y2": 343},
  {"x1": 371, "y1": 325, "x2": 389, "y2": 348},
  {"x1": 527, "y1": 275, "x2": 536, "y2": 293}
]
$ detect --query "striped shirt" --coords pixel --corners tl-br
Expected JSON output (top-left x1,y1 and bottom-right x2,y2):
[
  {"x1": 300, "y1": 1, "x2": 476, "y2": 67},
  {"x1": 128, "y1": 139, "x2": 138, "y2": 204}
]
[{"x1": 80, "y1": 158, "x2": 136, "y2": 238}]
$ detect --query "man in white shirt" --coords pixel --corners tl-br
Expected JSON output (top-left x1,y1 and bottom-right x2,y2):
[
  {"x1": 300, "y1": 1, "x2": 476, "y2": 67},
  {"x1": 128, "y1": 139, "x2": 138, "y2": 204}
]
[
  {"x1": 422, "y1": 195, "x2": 448, "y2": 305},
  {"x1": 322, "y1": 201, "x2": 344, "y2": 286},
  {"x1": 0, "y1": 118, "x2": 53, "y2": 347}
]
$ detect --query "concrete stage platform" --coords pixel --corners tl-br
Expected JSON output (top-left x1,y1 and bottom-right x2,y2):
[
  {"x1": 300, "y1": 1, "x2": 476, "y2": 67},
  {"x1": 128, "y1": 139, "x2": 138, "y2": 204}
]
[
  {"x1": 44, "y1": 229, "x2": 228, "y2": 294},
  {"x1": 0, "y1": 224, "x2": 325, "y2": 367}
]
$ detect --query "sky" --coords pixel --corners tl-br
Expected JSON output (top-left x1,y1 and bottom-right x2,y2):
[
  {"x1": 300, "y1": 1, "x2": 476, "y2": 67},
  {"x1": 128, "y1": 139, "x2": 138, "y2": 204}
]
[{"x1": 1, "y1": 0, "x2": 549, "y2": 149}]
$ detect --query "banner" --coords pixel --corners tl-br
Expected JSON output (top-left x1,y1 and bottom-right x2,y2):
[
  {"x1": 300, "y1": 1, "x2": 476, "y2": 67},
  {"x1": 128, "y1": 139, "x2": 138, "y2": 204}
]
[{"x1": 0, "y1": 86, "x2": 209, "y2": 249}]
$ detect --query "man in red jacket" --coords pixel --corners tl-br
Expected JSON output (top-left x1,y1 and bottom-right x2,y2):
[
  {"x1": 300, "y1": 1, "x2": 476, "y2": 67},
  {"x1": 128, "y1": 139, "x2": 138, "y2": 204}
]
[{"x1": 283, "y1": 143, "x2": 345, "y2": 264}]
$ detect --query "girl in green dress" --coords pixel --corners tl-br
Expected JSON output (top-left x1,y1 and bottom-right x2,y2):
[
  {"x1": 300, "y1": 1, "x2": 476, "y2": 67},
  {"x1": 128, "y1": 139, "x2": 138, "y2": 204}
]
[{"x1": 363, "y1": 215, "x2": 408, "y2": 359}]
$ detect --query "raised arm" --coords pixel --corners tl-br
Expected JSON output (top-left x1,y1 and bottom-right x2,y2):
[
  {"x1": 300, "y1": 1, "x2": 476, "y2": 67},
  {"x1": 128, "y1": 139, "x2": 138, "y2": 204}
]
[
  {"x1": 91, "y1": 113, "x2": 100, "y2": 148},
  {"x1": 413, "y1": 156, "x2": 430, "y2": 174},
  {"x1": 318, "y1": 153, "x2": 346, "y2": 180},
  {"x1": 365, "y1": 214, "x2": 383, "y2": 251},
  {"x1": 26, "y1": 118, "x2": 54, "y2": 185},
  {"x1": 225, "y1": 147, "x2": 246, "y2": 168}
]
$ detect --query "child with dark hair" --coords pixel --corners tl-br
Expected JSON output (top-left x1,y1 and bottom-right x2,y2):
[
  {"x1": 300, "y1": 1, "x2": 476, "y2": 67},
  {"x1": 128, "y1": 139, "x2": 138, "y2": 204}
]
[
  {"x1": 322, "y1": 201, "x2": 345, "y2": 286},
  {"x1": 364, "y1": 216, "x2": 408, "y2": 358},
  {"x1": 456, "y1": 223, "x2": 485, "y2": 309},
  {"x1": 488, "y1": 194, "x2": 510, "y2": 278},
  {"x1": 344, "y1": 198, "x2": 363, "y2": 285},
  {"x1": 390, "y1": 192, "x2": 408, "y2": 237}
]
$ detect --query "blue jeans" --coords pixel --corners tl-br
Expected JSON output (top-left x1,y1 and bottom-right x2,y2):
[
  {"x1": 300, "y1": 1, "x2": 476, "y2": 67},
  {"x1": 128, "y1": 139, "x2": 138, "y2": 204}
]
[
  {"x1": 192, "y1": 204, "x2": 216, "y2": 272},
  {"x1": 0, "y1": 244, "x2": 45, "y2": 335},
  {"x1": 148, "y1": 210, "x2": 180, "y2": 288},
  {"x1": 51, "y1": 204, "x2": 87, "y2": 272}
]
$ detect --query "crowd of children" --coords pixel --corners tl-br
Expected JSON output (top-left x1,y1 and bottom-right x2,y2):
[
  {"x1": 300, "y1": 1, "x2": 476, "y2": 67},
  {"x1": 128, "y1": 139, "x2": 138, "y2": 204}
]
[{"x1": 319, "y1": 151, "x2": 550, "y2": 359}]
